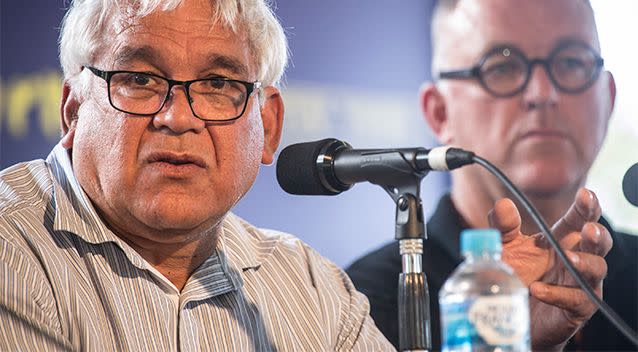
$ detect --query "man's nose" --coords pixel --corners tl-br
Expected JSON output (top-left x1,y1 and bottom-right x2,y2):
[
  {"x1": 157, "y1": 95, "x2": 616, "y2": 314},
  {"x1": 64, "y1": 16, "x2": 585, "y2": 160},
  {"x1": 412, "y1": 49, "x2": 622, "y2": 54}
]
[
  {"x1": 521, "y1": 62, "x2": 559, "y2": 110},
  {"x1": 152, "y1": 86, "x2": 206, "y2": 134}
]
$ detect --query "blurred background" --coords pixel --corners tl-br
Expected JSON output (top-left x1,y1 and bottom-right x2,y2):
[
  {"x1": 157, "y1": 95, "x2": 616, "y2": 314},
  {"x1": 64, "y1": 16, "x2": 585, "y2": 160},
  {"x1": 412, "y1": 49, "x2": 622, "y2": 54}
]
[{"x1": 1, "y1": 0, "x2": 636, "y2": 268}]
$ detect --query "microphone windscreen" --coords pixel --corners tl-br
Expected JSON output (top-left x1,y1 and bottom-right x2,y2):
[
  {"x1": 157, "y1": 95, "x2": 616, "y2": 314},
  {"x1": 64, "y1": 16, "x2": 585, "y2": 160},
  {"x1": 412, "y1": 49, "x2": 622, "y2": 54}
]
[
  {"x1": 622, "y1": 163, "x2": 638, "y2": 207},
  {"x1": 276, "y1": 139, "x2": 336, "y2": 195}
]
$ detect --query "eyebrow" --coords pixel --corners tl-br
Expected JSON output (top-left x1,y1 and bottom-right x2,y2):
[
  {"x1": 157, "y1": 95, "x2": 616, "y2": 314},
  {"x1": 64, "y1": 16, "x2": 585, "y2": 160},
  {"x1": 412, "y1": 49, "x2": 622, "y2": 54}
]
[
  {"x1": 554, "y1": 37, "x2": 600, "y2": 52},
  {"x1": 112, "y1": 46, "x2": 251, "y2": 79},
  {"x1": 113, "y1": 45, "x2": 162, "y2": 67},
  {"x1": 204, "y1": 54, "x2": 250, "y2": 78}
]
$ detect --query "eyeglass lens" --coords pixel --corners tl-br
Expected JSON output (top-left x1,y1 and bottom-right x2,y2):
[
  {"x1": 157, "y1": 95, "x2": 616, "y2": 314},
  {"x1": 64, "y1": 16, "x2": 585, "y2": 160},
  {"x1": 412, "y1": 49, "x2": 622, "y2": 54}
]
[
  {"x1": 478, "y1": 43, "x2": 601, "y2": 96},
  {"x1": 108, "y1": 72, "x2": 249, "y2": 120}
]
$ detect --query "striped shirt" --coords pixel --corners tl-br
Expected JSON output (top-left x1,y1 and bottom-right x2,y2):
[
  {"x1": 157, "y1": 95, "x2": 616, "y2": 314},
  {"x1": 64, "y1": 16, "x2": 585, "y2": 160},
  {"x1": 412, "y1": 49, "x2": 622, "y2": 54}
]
[{"x1": 0, "y1": 144, "x2": 394, "y2": 352}]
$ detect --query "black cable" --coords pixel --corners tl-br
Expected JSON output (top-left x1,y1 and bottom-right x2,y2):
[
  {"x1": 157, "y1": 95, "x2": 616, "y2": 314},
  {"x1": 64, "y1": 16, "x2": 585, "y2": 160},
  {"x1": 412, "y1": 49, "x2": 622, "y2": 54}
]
[{"x1": 472, "y1": 155, "x2": 638, "y2": 347}]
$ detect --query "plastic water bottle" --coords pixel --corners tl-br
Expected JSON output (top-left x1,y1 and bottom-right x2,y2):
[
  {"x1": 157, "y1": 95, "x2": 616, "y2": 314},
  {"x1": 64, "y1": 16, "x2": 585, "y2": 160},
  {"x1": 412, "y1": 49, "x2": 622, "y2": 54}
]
[{"x1": 439, "y1": 229, "x2": 530, "y2": 352}]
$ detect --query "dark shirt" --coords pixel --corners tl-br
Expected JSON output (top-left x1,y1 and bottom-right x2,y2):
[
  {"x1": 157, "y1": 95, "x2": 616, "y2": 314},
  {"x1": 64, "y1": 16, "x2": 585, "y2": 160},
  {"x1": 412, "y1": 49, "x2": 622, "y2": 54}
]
[{"x1": 347, "y1": 194, "x2": 638, "y2": 351}]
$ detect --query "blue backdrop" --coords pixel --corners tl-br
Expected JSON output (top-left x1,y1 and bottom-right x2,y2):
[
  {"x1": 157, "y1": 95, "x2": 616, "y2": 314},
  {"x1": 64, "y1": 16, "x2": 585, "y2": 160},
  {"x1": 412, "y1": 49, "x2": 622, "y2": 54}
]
[{"x1": 0, "y1": 0, "x2": 447, "y2": 268}]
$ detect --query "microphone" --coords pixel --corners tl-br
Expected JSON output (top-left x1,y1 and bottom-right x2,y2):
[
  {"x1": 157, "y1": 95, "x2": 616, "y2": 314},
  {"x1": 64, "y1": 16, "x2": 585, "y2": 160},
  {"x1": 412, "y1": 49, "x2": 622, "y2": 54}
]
[
  {"x1": 623, "y1": 163, "x2": 638, "y2": 207},
  {"x1": 276, "y1": 138, "x2": 475, "y2": 195}
]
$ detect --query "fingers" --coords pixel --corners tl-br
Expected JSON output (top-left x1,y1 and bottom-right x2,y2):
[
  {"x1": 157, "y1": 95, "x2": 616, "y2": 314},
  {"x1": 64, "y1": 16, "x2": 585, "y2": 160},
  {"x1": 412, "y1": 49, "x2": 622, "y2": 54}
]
[
  {"x1": 488, "y1": 198, "x2": 521, "y2": 243},
  {"x1": 531, "y1": 247, "x2": 606, "y2": 323},
  {"x1": 579, "y1": 222, "x2": 613, "y2": 257},
  {"x1": 560, "y1": 249, "x2": 608, "y2": 285},
  {"x1": 551, "y1": 188, "x2": 602, "y2": 242},
  {"x1": 530, "y1": 282, "x2": 600, "y2": 324}
]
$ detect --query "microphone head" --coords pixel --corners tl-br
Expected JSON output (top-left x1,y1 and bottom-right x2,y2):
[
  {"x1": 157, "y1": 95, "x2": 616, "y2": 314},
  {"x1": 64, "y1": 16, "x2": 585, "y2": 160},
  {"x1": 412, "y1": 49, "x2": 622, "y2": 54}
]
[
  {"x1": 277, "y1": 139, "x2": 348, "y2": 195},
  {"x1": 622, "y1": 163, "x2": 638, "y2": 207}
]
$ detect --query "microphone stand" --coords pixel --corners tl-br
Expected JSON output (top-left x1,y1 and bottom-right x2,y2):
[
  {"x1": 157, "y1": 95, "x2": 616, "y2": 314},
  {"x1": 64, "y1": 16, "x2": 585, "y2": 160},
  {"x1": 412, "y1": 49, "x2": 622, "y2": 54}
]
[
  {"x1": 312, "y1": 141, "x2": 435, "y2": 351},
  {"x1": 383, "y1": 180, "x2": 432, "y2": 352}
]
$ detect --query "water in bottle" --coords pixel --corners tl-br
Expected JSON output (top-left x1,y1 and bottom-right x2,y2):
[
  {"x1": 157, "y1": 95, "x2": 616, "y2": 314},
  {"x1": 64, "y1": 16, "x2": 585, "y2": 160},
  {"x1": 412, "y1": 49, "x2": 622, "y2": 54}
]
[{"x1": 439, "y1": 228, "x2": 530, "y2": 352}]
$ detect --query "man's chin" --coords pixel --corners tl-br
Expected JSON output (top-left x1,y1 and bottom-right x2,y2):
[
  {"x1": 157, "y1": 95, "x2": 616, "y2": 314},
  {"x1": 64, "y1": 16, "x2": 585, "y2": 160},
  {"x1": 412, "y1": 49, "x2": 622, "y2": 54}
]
[
  {"x1": 135, "y1": 208, "x2": 222, "y2": 235},
  {"x1": 510, "y1": 168, "x2": 580, "y2": 198},
  {"x1": 133, "y1": 193, "x2": 231, "y2": 231},
  {"x1": 517, "y1": 178, "x2": 579, "y2": 199}
]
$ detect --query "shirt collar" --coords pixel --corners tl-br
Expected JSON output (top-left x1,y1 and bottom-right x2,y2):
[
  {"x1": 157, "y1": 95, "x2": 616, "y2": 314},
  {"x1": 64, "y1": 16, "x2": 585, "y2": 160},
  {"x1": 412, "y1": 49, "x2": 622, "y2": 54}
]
[
  {"x1": 173, "y1": 212, "x2": 282, "y2": 302},
  {"x1": 48, "y1": 143, "x2": 115, "y2": 245},
  {"x1": 47, "y1": 143, "x2": 149, "y2": 269},
  {"x1": 218, "y1": 212, "x2": 276, "y2": 272}
]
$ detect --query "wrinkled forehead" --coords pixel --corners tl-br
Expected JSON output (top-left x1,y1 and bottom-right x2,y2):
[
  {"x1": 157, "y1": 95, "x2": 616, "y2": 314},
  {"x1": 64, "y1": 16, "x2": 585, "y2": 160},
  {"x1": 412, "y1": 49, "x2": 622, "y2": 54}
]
[
  {"x1": 98, "y1": 1, "x2": 253, "y2": 73},
  {"x1": 435, "y1": 0, "x2": 600, "y2": 67}
]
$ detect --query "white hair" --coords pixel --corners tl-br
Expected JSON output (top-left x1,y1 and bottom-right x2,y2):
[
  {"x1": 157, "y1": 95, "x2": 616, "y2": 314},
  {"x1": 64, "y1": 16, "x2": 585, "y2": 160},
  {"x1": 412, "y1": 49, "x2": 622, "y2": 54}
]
[{"x1": 59, "y1": 0, "x2": 289, "y2": 89}]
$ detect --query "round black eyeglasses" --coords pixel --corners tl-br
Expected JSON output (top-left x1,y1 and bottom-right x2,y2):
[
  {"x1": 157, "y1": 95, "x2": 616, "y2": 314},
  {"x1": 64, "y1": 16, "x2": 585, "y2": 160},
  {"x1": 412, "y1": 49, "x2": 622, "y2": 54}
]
[
  {"x1": 437, "y1": 41, "x2": 604, "y2": 98},
  {"x1": 84, "y1": 66, "x2": 261, "y2": 122}
]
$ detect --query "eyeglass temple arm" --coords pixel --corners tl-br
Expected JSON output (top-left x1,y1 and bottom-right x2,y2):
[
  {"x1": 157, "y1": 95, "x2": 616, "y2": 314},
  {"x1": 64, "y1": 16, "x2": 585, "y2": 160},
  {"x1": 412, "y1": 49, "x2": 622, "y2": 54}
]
[{"x1": 437, "y1": 67, "x2": 479, "y2": 80}]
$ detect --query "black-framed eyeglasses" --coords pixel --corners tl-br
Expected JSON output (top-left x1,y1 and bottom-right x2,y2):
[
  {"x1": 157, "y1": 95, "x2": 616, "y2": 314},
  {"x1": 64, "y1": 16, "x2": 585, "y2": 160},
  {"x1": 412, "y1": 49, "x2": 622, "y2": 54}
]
[
  {"x1": 84, "y1": 66, "x2": 261, "y2": 122},
  {"x1": 437, "y1": 41, "x2": 604, "y2": 98}
]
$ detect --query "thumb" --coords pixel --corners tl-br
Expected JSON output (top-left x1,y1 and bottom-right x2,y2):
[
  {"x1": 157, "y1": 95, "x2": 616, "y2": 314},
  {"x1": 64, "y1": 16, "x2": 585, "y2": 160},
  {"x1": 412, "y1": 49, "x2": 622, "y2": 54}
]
[{"x1": 488, "y1": 198, "x2": 522, "y2": 244}]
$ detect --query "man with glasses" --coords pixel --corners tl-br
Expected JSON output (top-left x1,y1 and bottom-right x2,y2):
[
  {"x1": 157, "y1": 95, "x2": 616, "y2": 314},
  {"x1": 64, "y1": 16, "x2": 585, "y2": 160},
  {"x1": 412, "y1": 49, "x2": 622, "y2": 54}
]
[
  {"x1": 347, "y1": 0, "x2": 637, "y2": 350},
  {"x1": 0, "y1": 0, "x2": 394, "y2": 350}
]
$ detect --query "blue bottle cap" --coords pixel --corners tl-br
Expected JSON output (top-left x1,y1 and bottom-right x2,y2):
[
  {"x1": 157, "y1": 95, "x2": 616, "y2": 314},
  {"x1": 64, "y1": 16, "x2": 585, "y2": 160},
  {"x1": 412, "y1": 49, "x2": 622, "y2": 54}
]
[{"x1": 461, "y1": 228, "x2": 502, "y2": 256}]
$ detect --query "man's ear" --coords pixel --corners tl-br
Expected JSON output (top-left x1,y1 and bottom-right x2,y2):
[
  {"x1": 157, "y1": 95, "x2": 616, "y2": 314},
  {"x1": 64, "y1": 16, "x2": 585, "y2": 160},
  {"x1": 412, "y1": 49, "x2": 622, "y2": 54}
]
[
  {"x1": 60, "y1": 81, "x2": 80, "y2": 149},
  {"x1": 420, "y1": 82, "x2": 452, "y2": 144},
  {"x1": 606, "y1": 71, "x2": 616, "y2": 118},
  {"x1": 259, "y1": 86, "x2": 284, "y2": 165}
]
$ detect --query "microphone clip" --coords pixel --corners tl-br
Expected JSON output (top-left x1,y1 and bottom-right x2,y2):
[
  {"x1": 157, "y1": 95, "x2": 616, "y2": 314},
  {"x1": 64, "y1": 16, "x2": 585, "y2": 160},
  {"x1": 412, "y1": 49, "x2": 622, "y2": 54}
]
[{"x1": 382, "y1": 181, "x2": 426, "y2": 242}]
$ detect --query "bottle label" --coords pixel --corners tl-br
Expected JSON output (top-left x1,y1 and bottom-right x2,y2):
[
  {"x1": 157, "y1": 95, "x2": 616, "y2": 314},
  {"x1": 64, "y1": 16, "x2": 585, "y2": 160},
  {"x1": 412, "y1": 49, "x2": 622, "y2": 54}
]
[{"x1": 441, "y1": 294, "x2": 530, "y2": 351}]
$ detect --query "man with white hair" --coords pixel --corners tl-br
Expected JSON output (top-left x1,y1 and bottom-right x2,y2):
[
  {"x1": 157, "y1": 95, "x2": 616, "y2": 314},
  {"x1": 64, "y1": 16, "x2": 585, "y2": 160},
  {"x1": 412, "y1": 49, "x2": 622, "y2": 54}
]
[{"x1": 0, "y1": 0, "x2": 396, "y2": 350}]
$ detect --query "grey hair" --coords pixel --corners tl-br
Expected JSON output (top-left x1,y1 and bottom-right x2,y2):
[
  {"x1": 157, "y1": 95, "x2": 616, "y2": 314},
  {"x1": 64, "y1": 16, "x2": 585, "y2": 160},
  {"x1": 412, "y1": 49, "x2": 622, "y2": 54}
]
[{"x1": 58, "y1": 0, "x2": 289, "y2": 89}]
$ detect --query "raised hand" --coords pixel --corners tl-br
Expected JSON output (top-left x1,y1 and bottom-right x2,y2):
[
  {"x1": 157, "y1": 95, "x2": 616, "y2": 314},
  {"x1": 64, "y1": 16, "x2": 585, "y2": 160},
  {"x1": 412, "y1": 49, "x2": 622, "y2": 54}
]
[{"x1": 488, "y1": 188, "x2": 613, "y2": 350}]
